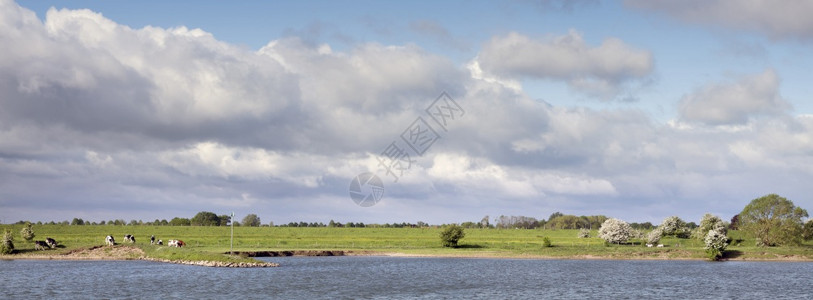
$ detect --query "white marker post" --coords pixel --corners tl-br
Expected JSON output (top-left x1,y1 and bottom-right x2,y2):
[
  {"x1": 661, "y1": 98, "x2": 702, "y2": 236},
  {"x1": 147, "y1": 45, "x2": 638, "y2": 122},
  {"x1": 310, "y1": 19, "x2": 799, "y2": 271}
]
[{"x1": 230, "y1": 211, "x2": 234, "y2": 256}]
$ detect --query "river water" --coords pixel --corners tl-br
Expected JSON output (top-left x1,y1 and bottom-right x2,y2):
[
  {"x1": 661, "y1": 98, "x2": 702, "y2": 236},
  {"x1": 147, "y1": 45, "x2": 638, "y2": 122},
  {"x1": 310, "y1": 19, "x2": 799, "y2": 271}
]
[{"x1": 1, "y1": 256, "x2": 810, "y2": 299}]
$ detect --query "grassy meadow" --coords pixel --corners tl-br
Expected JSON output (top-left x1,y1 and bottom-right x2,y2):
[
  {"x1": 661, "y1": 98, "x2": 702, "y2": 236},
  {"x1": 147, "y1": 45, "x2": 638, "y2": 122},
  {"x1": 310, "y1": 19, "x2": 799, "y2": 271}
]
[{"x1": 2, "y1": 224, "x2": 812, "y2": 261}]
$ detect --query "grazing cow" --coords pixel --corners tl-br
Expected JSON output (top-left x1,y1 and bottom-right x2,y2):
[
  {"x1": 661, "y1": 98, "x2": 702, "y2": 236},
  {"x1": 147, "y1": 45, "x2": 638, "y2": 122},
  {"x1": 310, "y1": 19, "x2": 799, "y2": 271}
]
[
  {"x1": 34, "y1": 241, "x2": 49, "y2": 250},
  {"x1": 646, "y1": 243, "x2": 653, "y2": 248},
  {"x1": 124, "y1": 234, "x2": 136, "y2": 243},
  {"x1": 46, "y1": 237, "x2": 58, "y2": 249},
  {"x1": 150, "y1": 235, "x2": 155, "y2": 245},
  {"x1": 657, "y1": 244, "x2": 665, "y2": 248},
  {"x1": 156, "y1": 239, "x2": 163, "y2": 245},
  {"x1": 168, "y1": 239, "x2": 185, "y2": 247},
  {"x1": 106, "y1": 235, "x2": 115, "y2": 246}
]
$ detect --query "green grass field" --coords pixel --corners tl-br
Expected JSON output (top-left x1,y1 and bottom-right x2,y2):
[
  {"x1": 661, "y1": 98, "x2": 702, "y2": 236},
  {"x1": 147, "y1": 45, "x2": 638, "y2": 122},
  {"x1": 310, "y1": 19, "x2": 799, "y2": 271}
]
[{"x1": 2, "y1": 224, "x2": 812, "y2": 261}]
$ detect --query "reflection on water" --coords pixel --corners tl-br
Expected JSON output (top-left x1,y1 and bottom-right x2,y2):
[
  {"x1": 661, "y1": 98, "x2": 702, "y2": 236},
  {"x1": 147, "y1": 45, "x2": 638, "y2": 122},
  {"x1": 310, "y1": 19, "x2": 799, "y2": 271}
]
[{"x1": 2, "y1": 257, "x2": 811, "y2": 298}]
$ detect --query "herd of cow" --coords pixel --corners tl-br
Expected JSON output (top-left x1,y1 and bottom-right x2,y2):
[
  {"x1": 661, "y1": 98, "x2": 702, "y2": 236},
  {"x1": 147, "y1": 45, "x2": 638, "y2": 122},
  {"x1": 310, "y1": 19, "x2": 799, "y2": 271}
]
[
  {"x1": 33, "y1": 237, "x2": 58, "y2": 250},
  {"x1": 104, "y1": 235, "x2": 185, "y2": 247},
  {"x1": 31, "y1": 235, "x2": 186, "y2": 251}
]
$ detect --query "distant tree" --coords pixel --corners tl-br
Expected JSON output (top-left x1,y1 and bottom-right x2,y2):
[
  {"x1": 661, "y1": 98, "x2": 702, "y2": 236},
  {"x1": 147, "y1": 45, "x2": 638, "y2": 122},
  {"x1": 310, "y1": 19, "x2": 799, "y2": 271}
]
[
  {"x1": 217, "y1": 215, "x2": 231, "y2": 226},
  {"x1": 480, "y1": 216, "x2": 490, "y2": 228},
  {"x1": 160, "y1": 219, "x2": 169, "y2": 226},
  {"x1": 417, "y1": 221, "x2": 428, "y2": 228},
  {"x1": 328, "y1": 220, "x2": 337, "y2": 227},
  {"x1": 242, "y1": 214, "x2": 261, "y2": 227},
  {"x1": 1, "y1": 229, "x2": 14, "y2": 254},
  {"x1": 598, "y1": 218, "x2": 633, "y2": 244},
  {"x1": 128, "y1": 220, "x2": 139, "y2": 226},
  {"x1": 577, "y1": 228, "x2": 590, "y2": 238},
  {"x1": 739, "y1": 194, "x2": 809, "y2": 246},
  {"x1": 460, "y1": 221, "x2": 477, "y2": 228},
  {"x1": 692, "y1": 213, "x2": 727, "y2": 240},
  {"x1": 267, "y1": 221, "x2": 274, "y2": 227},
  {"x1": 169, "y1": 217, "x2": 191, "y2": 226},
  {"x1": 548, "y1": 212, "x2": 564, "y2": 222},
  {"x1": 20, "y1": 222, "x2": 35, "y2": 242},
  {"x1": 802, "y1": 220, "x2": 813, "y2": 241},
  {"x1": 191, "y1": 211, "x2": 220, "y2": 226},
  {"x1": 704, "y1": 227, "x2": 729, "y2": 261},
  {"x1": 659, "y1": 216, "x2": 691, "y2": 238},
  {"x1": 439, "y1": 224, "x2": 465, "y2": 248},
  {"x1": 99, "y1": 220, "x2": 106, "y2": 225},
  {"x1": 729, "y1": 214, "x2": 739, "y2": 230},
  {"x1": 548, "y1": 215, "x2": 586, "y2": 229}
]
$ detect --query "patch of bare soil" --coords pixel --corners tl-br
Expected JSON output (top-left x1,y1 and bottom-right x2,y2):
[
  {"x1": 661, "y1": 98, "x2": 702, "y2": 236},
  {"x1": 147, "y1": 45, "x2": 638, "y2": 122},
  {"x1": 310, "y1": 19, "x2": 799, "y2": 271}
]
[{"x1": 2, "y1": 245, "x2": 145, "y2": 260}]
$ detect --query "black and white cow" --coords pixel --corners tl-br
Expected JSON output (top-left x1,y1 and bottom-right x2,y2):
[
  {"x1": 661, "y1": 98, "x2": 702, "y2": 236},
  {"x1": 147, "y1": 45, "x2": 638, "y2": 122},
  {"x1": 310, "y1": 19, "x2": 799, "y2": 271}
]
[
  {"x1": 45, "y1": 237, "x2": 57, "y2": 249},
  {"x1": 34, "y1": 241, "x2": 49, "y2": 250},
  {"x1": 156, "y1": 239, "x2": 163, "y2": 245},
  {"x1": 106, "y1": 235, "x2": 115, "y2": 246},
  {"x1": 124, "y1": 234, "x2": 135, "y2": 243},
  {"x1": 150, "y1": 235, "x2": 155, "y2": 245}
]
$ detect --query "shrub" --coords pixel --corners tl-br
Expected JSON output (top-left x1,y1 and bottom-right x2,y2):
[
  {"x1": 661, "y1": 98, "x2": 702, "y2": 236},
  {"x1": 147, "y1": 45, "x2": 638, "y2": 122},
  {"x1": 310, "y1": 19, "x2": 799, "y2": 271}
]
[
  {"x1": 692, "y1": 213, "x2": 726, "y2": 240},
  {"x1": 1, "y1": 229, "x2": 14, "y2": 254},
  {"x1": 577, "y1": 228, "x2": 590, "y2": 238},
  {"x1": 20, "y1": 222, "x2": 35, "y2": 242},
  {"x1": 646, "y1": 227, "x2": 663, "y2": 245},
  {"x1": 659, "y1": 216, "x2": 690, "y2": 238},
  {"x1": 542, "y1": 237, "x2": 552, "y2": 247},
  {"x1": 439, "y1": 224, "x2": 465, "y2": 248},
  {"x1": 704, "y1": 228, "x2": 729, "y2": 261},
  {"x1": 598, "y1": 218, "x2": 633, "y2": 244}
]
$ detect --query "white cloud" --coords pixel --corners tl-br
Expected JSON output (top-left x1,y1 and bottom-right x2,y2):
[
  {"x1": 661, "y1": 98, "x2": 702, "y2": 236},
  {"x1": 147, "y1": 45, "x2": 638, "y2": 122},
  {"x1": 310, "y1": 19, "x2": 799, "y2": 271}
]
[
  {"x1": 625, "y1": 0, "x2": 813, "y2": 40},
  {"x1": 475, "y1": 30, "x2": 653, "y2": 99},
  {"x1": 678, "y1": 69, "x2": 791, "y2": 125},
  {"x1": 1, "y1": 1, "x2": 812, "y2": 224}
]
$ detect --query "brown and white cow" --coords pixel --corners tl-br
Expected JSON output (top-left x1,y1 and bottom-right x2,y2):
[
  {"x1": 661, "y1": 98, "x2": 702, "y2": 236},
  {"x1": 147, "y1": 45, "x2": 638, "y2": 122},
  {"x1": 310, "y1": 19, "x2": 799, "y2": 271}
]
[{"x1": 168, "y1": 239, "x2": 185, "y2": 247}]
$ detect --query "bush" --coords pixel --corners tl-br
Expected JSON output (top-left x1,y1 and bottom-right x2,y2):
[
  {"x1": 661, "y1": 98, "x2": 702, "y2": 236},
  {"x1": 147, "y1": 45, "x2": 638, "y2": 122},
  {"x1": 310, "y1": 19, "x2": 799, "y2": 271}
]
[
  {"x1": 1, "y1": 229, "x2": 14, "y2": 254},
  {"x1": 598, "y1": 218, "x2": 633, "y2": 244},
  {"x1": 692, "y1": 213, "x2": 726, "y2": 240},
  {"x1": 439, "y1": 224, "x2": 465, "y2": 248},
  {"x1": 646, "y1": 227, "x2": 663, "y2": 245},
  {"x1": 659, "y1": 216, "x2": 690, "y2": 238},
  {"x1": 577, "y1": 228, "x2": 590, "y2": 238},
  {"x1": 542, "y1": 237, "x2": 552, "y2": 247},
  {"x1": 704, "y1": 228, "x2": 729, "y2": 261},
  {"x1": 20, "y1": 222, "x2": 35, "y2": 242}
]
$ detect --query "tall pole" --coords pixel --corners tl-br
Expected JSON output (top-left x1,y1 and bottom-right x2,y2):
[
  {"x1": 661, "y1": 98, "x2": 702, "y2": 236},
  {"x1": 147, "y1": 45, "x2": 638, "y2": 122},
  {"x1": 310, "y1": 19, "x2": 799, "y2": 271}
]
[{"x1": 230, "y1": 211, "x2": 234, "y2": 255}]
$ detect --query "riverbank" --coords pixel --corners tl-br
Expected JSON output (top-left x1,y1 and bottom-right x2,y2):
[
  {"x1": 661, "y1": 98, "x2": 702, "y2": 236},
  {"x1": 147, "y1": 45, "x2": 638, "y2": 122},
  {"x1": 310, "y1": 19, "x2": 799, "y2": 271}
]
[
  {"x1": 1, "y1": 225, "x2": 811, "y2": 263},
  {"x1": 0, "y1": 245, "x2": 279, "y2": 267},
  {"x1": 6, "y1": 246, "x2": 809, "y2": 264}
]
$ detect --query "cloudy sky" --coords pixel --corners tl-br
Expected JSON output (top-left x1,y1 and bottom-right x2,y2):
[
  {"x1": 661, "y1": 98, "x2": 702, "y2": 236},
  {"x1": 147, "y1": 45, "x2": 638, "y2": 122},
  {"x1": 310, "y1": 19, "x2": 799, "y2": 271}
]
[{"x1": 2, "y1": 0, "x2": 812, "y2": 225}]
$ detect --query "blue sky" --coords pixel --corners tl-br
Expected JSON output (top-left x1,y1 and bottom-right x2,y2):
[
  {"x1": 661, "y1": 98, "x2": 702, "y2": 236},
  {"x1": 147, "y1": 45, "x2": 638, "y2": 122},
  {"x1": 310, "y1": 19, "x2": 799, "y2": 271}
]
[{"x1": 2, "y1": 0, "x2": 812, "y2": 225}]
